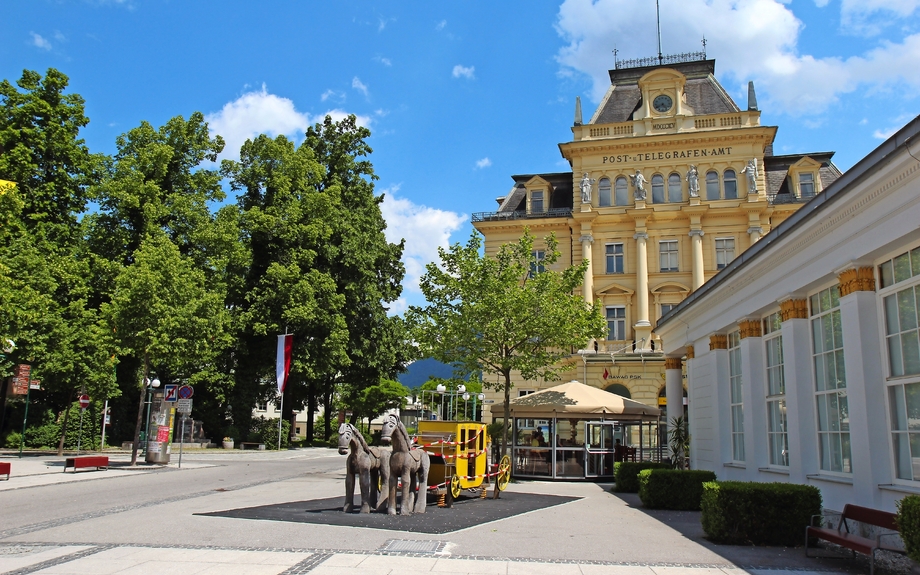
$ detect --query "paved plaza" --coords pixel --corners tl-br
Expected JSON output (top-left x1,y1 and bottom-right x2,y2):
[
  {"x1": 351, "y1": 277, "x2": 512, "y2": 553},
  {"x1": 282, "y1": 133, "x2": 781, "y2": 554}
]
[{"x1": 0, "y1": 448, "x2": 898, "y2": 575}]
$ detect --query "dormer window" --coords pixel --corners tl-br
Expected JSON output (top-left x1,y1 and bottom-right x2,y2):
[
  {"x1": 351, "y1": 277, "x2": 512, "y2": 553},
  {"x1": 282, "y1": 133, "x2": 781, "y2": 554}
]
[
  {"x1": 799, "y1": 173, "x2": 815, "y2": 199},
  {"x1": 531, "y1": 190, "x2": 544, "y2": 213}
]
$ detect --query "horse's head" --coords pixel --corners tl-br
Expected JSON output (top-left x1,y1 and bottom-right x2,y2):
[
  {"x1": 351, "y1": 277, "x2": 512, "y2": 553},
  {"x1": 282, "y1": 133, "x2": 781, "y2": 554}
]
[
  {"x1": 337, "y1": 423, "x2": 353, "y2": 455},
  {"x1": 379, "y1": 414, "x2": 399, "y2": 444}
]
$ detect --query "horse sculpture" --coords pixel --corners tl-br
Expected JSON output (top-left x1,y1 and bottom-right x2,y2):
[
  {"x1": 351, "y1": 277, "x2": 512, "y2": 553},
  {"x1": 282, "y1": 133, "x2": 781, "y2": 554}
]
[
  {"x1": 337, "y1": 422, "x2": 390, "y2": 513},
  {"x1": 380, "y1": 413, "x2": 430, "y2": 515}
]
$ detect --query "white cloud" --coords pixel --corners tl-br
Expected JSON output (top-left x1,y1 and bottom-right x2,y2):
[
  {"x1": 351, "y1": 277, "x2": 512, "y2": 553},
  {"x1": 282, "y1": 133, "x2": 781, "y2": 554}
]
[
  {"x1": 53, "y1": 31, "x2": 66, "y2": 42},
  {"x1": 554, "y1": 0, "x2": 920, "y2": 116},
  {"x1": 840, "y1": 0, "x2": 920, "y2": 34},
  {"x1": 452, "y1": 65, "x2": 475, "y2": 79},
  {"x1": 320, "y1": 89, "x2": 343, "y2": 102},
  {"x1": 375, "y1": 56, "x2": 392, "y2": 66},
  {"x1": 352, "y1": 77, "x2": 369, "y2": 98},
  {"x1": 30, "y1": 32, "x2": 51, "y2": 50},
  {"x1": 475, "y1": 157, "x2": 492, "y2": 169},
  {"x1": 379, "y1": 185, "x2": 467, "y2": 297},
  {"x1": 205, "y1": 85, "x2": 371, "y2": 160},
  {"x1": 436, "y1": 20, "x2": 447, "y2": 31}
]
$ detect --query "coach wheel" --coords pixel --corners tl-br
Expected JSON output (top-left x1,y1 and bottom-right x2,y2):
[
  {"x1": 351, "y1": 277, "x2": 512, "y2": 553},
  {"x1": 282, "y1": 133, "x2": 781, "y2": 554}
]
[
  {"x1": 497, "y1": 455, "x2": 511, "y2": 491},
  {"x1": 450, "y1": 474, "x2": 462, "y2": 498}
]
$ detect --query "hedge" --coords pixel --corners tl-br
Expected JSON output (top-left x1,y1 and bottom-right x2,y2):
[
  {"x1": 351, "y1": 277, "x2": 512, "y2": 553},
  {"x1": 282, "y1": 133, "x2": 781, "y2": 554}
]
[
  {"x1": 701, "y1": 481, "x2": 821, "y2": 545},
  {"x1": 897, "y1": 495, "x2": 920, "y2": 562},
  {"x1": 613, "y1": 461, "x2": 671, "y2": 493},
  {"x1": 638, "y1": 469, "x2": 717, "y2": 510}
]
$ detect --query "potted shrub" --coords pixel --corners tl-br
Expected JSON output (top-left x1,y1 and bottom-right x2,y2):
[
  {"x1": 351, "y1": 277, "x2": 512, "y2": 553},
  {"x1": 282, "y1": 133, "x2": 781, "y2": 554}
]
[
  {"x1": 222, "y1": 436, "x2": 234, "y2": 449},
  {"x1": 897, "y1": 495, "x2": 920, "y2": 568}
]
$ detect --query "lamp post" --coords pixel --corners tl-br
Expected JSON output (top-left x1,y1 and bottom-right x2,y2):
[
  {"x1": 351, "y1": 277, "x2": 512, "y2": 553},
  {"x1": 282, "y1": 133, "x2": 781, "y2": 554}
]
[
  {"x1": 462, "y1": 392, "x2": 470, "y2": 420},
  {"x1": 474, "y1": 393, "x2": 484, "y2": 421},
  {"x1": 436, "y1": 383, "x2": 446, "y2": 419},
  {"x1": 142, "y1": 377, "x2": 161, "y2": 452}
]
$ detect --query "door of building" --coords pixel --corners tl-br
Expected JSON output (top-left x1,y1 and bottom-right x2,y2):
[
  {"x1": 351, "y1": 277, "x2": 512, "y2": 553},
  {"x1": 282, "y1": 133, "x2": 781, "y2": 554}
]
[{"x1": 584, "y1": 421, "x2": 616, "y2": 478}]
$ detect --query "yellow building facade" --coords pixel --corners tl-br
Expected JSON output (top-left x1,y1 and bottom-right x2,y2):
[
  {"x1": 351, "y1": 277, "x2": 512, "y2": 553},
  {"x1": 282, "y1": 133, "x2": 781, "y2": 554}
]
[{"x1": 473, "y1": 56, "x2": 840, "y2": 420}]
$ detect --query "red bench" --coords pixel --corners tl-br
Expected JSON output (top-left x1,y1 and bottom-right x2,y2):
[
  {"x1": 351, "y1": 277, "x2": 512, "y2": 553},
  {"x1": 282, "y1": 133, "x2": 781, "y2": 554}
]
[
  {"x1": 0, "y1": 461, "x2": 9, "y2": 480},
  {"x1": 806, "y1": 503, "x2": 905, "y2": 575},
  {"x1": 63, "y1": 455, "x2": 109, "y2": 473}
]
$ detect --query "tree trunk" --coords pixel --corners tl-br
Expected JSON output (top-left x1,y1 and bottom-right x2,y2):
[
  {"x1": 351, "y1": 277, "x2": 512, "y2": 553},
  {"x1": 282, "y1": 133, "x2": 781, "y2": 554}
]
[
  {"x1": 323, "y1": 387, "x2": 333, "y2": 441},
  {"x1": 306, "y1": 382, "x2": 315, "y2": 443},
  {"x1": 56, "y1": 396, "x2": 73, "y2": 456},
  {"x1": 130, "y1": 355, "x2": 149, "y2": 466}
]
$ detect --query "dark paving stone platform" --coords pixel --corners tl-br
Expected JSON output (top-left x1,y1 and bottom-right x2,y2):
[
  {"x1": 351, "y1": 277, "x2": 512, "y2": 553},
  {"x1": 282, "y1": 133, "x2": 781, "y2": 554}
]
[{"x1": 198, "y1": 492, "x2": 580, "y2": 534}]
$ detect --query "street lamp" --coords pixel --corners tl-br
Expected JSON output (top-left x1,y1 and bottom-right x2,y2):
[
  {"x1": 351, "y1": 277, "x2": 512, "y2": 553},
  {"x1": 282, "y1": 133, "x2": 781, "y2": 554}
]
[
  {"x1": 462, "y1": 392, "x2": 470, "y2": 420},
  {"x1": 436, "y1": 383, "x2": 446, "y2": 419},
  {"x1": 142, "y1": 377, "x2": 161, "y2": 451}
]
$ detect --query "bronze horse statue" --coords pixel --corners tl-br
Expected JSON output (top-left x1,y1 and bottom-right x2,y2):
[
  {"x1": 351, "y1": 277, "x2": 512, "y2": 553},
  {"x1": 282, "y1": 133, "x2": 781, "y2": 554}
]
[
  {"x1": 337, "y1": 422, "x2": 390, "y2": 513},
  {"x1": 380, "y1": 413, "x2": 430, "y2": 515}
]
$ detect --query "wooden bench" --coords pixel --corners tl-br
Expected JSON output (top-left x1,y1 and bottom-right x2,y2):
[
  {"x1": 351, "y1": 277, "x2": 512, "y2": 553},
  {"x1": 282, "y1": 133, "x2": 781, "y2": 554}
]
[
  {"x1": 0, "y1": 461, "x2": 9, "y2": 480},
  {"x1": 63, "y1": 455, "x2": 109, "y2": 473},
  {"x1": 238, "y1": 442, "x2": 265, "y2": 450},
  {"x1": 806, "y1": 503, "x2": 905, "y2": 575}
]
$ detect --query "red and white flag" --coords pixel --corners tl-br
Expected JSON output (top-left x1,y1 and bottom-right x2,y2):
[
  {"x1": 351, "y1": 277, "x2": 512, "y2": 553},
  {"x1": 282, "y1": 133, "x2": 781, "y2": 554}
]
[
  {"x1": 603, "y1": 368, "x2": 609, "y2": 380},
  {"x1": 276, "y1": 334, "x2": 293, "y2": 394}
]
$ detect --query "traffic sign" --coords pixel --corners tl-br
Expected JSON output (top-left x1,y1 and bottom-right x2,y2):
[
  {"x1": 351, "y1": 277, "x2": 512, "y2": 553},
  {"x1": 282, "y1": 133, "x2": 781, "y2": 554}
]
[
  {"x1": 78, "y1": 394, "x2": 90, "y2": 409},
  {"x1": 177, "y1": 398, "x2": 192, "y2": 414},
  {"x1": 163, "y1": 384, "x2": 178, "y2": 402},
  {"x1": 178, "y1": 385, "x2": 194, "y2": 399}
]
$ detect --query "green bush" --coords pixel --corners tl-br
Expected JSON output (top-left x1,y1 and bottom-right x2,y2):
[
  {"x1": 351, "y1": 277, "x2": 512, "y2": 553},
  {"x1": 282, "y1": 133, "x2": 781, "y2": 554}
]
[
  {"x1": 638, "y1": 469, "x2": 717, "y2": 510},
  {"x1": 3, "y1": 431, "x2": 22, "y2": 449},
  {"x1": 249, "y1": 416, "x2": 291, "y2": 449},
  {"x1": 701, "y1": 481, "x2": 821, "y2": 545},
  {"x1": 896, "y1": 495, "x2": 920, "y2": 562},
  {"x1": 613, "y1": 461, "x2": 671, "y2": 493}
]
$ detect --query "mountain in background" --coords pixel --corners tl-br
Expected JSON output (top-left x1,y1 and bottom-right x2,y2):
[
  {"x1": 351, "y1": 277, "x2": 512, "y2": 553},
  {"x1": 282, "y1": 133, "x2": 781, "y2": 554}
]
[{"x1": 397, "y1": 357, "x2": 458, "y2": 389}]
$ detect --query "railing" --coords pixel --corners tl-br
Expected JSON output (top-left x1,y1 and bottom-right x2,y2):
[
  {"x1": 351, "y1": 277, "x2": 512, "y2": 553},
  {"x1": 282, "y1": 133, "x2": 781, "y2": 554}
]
[
  {"x1": 768, "y1": 193, "x2": 811, "y2": 205},
  {"x1": 472, "y1": 208, "x2": 573, "y2": 222},
  {"x1": 615, "y1": 51, "x2": 707, "y2": 70}
]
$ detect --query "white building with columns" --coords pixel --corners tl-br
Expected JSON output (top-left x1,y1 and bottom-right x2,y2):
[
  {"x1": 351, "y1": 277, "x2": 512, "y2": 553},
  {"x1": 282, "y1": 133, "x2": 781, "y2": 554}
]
[
  {"x1": 474, "y1": 53, "x2": 839, "y2": 423},
  {"x1": 656, "y1": 115, "x2": 920, "y2": 512}
]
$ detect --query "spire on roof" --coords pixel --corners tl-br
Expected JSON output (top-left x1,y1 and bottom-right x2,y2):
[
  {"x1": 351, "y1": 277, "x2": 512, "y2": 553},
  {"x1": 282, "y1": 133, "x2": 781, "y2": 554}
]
[
  {"x1": 747, "y1": 81, "x2": 758, "y2": 111},
  {"x1": 574, "y1": 96, "x2": 583, "y2": 126}
]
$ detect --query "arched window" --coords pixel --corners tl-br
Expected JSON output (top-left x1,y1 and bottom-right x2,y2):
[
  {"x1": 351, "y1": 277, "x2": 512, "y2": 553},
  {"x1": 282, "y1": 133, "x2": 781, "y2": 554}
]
[
  {"x1": 668, "y1": 173, "x2": 682, "y2": 202},
  {"x1": 723, "y1": 169, "x2": 737, "y2": 199},
  {"x1": 706, "y1": 171, "x2": 720, "y2": 200},
  {"x1": 651, "y1": 174, "x2": 665, "y2": 203},
  {"x1": 614, "y1": 176, "x2": 629, "y2": 206},
  {"x1": 605, "y1": 383, "x2": 631, "y2": 398},
  {"x1": 598, "y1": 177, "x2": 611, "y2": 207}
]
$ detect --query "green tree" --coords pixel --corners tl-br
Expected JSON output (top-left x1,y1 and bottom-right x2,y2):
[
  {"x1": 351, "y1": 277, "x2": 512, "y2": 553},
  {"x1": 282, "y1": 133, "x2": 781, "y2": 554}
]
[
  {"x1": 102, "y1": 233, "x2": 230, "y2": 465},
  {"x1": 347, "y1": 378, "x2": 409, "y2": 431},
  {"x1": 407, "y1": 230, "x2": 606, "y2": 458}
]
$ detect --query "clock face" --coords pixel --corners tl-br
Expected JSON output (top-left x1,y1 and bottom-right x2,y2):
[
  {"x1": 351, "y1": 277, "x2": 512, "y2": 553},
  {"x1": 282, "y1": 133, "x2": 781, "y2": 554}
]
[{"x1": 653, "y1": 94, "x2": 673, "y2": 113}]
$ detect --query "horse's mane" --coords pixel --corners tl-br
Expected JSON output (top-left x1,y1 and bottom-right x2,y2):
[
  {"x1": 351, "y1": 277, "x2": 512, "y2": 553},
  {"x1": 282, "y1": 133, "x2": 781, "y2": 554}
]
[
  {"x1": 345, "y1": 423, "x2": 371, "y2": 452},
  {"x1": 389, "y1": 414, "x2": 411, "y2": 448}
]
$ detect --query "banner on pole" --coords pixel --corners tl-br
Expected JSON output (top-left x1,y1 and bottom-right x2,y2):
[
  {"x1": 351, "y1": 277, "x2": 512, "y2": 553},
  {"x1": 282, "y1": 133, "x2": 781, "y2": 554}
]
[{"x1": 276, "y1": 334, "x2": 293, "y2": 394}]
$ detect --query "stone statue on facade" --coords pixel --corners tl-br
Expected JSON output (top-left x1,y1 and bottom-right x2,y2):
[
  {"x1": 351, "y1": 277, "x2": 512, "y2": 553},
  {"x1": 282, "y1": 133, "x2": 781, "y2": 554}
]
[
  {"x1": 580, "y1": 172, "x2": 595, "y2": 203},
  {"x1": 686, "y1": 165, "x2": 700, "y2": 198},
  {"x1": 630, "y1": 170, "x2": 647, "y2": 201},
  {"x1": 741, "y1": 159, "x2": 758, "y2": 193}
]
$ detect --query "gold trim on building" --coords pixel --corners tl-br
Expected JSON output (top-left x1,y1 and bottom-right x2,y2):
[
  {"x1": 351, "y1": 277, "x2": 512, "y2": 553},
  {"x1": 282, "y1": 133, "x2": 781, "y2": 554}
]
[
  {"x1": 838, "y1": 267, "x2": 876, "y2": 296},
  {"x1": 710, "y1": 334, "x2": 728, "y2": 350},
  {"x1": 739, "y1": 319, "x2": 762, "y2": 339},
  {"x1": 780, "y1": 298, "x2": 808, "y2": 321},
  {"x1": 664, "y1": 357, "x2": 682, "y2": 370},
  {"x1": 686, "y1": 345, "x2": 694, "y2": 359}
]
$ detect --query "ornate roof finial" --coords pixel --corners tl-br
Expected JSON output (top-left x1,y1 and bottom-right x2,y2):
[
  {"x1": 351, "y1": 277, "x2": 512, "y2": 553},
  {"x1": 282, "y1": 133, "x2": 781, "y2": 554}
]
[
  {"x1": 701, "y1": 36, "x2": 707, "y2": 58},
  {"x1": 574, "y1": 96, "x2": 583, "y2": 126},
  {"x1": 747, "y1": 81, "x2": 758, "y2": 111}
]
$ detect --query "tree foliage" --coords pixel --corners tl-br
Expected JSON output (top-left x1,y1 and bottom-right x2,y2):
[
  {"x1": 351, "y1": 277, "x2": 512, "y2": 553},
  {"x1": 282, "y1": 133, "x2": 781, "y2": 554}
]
[{"x1": 407, "y1": 230, "x2": 606, "y2": 455}]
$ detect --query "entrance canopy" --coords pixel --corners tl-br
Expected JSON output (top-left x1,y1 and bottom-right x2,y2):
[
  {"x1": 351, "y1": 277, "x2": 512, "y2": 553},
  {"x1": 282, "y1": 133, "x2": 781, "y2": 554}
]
[{"x1": 491, "y1": 380, "x2": 661, "y2": 420}]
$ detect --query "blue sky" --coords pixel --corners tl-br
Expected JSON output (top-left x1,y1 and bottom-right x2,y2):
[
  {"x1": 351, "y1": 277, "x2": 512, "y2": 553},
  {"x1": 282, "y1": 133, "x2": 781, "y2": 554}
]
[{"x1": 3, "y1": 0, "x2": 919, "y2": 312}]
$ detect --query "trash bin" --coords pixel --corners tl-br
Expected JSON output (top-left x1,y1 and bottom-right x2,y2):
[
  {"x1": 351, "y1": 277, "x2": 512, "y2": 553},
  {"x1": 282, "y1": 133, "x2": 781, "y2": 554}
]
[{"x1": 145, "y1": 441, "x2": 170, "y2": 464}]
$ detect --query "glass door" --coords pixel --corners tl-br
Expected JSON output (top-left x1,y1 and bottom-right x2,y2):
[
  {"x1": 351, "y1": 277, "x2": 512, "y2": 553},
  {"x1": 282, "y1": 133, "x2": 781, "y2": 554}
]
[{"x1": 584, "y1": 422, "x2": 616, "y2": 478}]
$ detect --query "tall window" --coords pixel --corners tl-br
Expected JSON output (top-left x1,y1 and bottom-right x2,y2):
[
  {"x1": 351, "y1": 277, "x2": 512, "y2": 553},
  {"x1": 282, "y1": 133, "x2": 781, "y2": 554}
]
[
  {"x1": 651, "y1": 174, "x2": 665, "y2": 203},
  {"x1": 706, "y1": 171, "x2": 720, "y2": 200},
  {"x1": 615, "y1": 177, "x2": 629, "y2": 206},
  {"x1": 606, "y1": 306, "x2": 626, "y2": 340},
  {"x1": 715, "y1": 238, "x2": 735, "y2": 270},
  {"x1": 811, "y1": 285, "x2": 850, "y2": 473},
  {"x1": 529, "y1": 250, "x2": 545, "y2": 278},
  {"x1": 256, "y1": 402, "x2": 267, "y2": 412},
  {"x1": 660, "y1": 240, "x2": 679, "y2": 272},
  {"x1": 724, "y1": 169, "x2": 738, "y2": 199},
  {"x1": 764, "y1": 312, "x2": 788, "y2": 466},
  {"x1": 799, "y1": 173, "x2": 815, "y2": 199},
  {"x1": 605, "y1": 243, "x2": 624, "y2": 274},
  {"x1": 881, "y1": 247, "x2": 920, "y2": 480},
  {"x1": 668, "y1": 173, "x2": 682, "y2": 202},
  {"x1": 660, "y1": 303, "x2": 675, "y2": 316},
  {"x1": 531, "y1": 190, "x2": 544, "y2": 213},
  {"x1": 598, "y1": 178, "x2": 612, "y2": 207},
  {"x1": 729, "y1": 330, "x2": 744, "y2": 462}
]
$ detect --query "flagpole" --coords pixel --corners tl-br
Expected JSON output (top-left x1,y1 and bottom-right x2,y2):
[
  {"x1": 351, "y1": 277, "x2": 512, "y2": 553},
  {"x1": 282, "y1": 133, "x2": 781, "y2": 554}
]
[{"x1": 277, "y1": 393, "x2": 284, "y2": 450}]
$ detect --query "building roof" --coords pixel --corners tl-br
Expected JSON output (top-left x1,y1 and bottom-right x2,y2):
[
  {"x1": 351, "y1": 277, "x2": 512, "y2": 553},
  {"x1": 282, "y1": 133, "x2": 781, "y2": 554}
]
[
  {"x1": 590, "y1": 59, "x2": 740, "y2": 125},
  {"x1": 489, "y1": 380, "x2": 661, "y2": 419}
]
